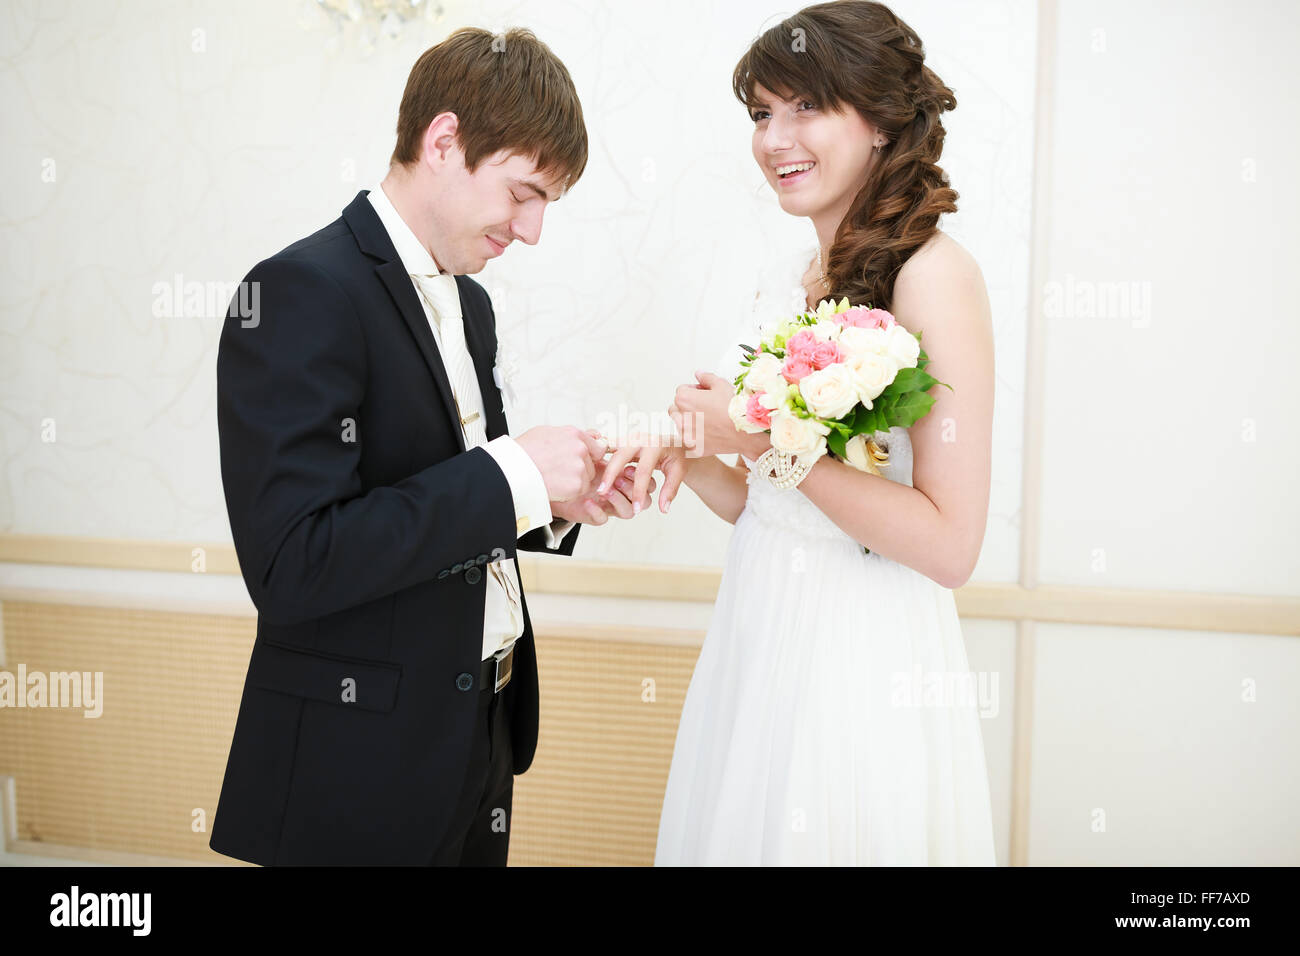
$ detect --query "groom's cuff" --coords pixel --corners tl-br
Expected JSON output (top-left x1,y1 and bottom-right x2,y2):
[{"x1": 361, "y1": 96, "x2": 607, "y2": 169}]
[
  {"x1": 542, "y1": 519, "x2": 577, "y2": 550},
  {"x1": 484, "y1": 435, "x2": 554, "y2": 539}
]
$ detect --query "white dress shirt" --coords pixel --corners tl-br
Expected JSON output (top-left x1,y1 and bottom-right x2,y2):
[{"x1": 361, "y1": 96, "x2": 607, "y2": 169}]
[{"x1": 366, "y1": 182, "x2": 576, "y2": 660}]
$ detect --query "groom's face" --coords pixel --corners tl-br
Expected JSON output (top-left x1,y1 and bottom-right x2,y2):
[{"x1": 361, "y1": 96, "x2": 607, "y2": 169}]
[{"x1": 429, "y1": 145, "x2": 563, "y2": 275}]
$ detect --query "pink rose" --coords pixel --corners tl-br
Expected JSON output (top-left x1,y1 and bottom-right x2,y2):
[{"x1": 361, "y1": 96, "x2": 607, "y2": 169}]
[
  {"x1": 782, "y1": 355, "x2": 814, "y2": 383},
  {"x1": 809, "y1": 339, "x2": 843, "y2": 370},
  {"x1": 837, "y1": 306, "x2": 896, "y2": 330},
  {"x1": 784, "y1": 329, "x2": 819, "y2": 361},
  {"x1": 745, "y1": 391, "x2": 774, "y2": 429}
]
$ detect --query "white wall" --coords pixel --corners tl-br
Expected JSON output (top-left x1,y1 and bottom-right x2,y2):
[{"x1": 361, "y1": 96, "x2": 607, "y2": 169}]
[
  {"x1": 0, "y1": 0, "x2": 1033, "y2": 578},
  {"x1": 1022, "y1": 0, "x2": 1300, "y2": 864},
  {"x1": 1, "y1": 0, "x2": 1296, "y2": 866},
  {"x1": 1040, "y1": 0, "x2": 1300, "y2": 596}
]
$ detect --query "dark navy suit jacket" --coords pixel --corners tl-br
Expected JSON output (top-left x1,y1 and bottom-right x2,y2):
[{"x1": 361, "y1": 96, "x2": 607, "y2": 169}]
[{"x1": 209, "y1": 189, "x2": 578, "y2": 865}]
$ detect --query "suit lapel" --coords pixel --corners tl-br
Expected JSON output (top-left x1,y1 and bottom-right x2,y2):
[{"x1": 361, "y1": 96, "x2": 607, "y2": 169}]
[
  {"x1": 457, "y1": 276, "x2": 508, "y2": 443},
  {"x1": 343, "y1": 190, "x2": 468, "y2": 453},
  {"x1": 380, "y1": 263, "x2": 472, "y2": 453}
]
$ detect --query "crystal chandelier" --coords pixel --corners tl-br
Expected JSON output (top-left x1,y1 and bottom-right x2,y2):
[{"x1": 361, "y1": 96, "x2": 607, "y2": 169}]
[{"x1": 300, "y1": 0, "x2": 450, "y2": 56}]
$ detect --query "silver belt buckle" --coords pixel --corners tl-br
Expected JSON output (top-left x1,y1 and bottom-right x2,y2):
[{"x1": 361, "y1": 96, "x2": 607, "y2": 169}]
[{"x1": 493, "y1": 644, "x2": 514, "y2": 693}]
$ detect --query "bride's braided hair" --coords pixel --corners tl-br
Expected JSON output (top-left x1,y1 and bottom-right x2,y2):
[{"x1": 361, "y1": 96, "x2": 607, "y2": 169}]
[{"x1": 733, "y1": 1, "x2": 958, "y2": 311}]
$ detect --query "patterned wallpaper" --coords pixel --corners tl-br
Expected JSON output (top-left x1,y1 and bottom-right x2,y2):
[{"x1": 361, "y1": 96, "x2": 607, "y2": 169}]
[{"x1": 0, "y1": 0, "x2": 1035, "y2": 580}]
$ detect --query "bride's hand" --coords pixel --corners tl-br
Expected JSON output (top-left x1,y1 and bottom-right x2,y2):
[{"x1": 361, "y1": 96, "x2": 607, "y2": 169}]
[
  {"x1": 671, "y1": 371, "x2": 772, "y2": 460},
  {"x1": 598, "y1": 433, "x2": 693, "y2": 515}
]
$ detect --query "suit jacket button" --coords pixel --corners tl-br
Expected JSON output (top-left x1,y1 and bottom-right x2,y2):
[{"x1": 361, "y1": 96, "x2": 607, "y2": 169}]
[
  {"x1": 456, "y1": 672, "x2": 473, "y2": 692},
  {"x1": 465, "y1": 566, "x2": 482, "y2": 585}
]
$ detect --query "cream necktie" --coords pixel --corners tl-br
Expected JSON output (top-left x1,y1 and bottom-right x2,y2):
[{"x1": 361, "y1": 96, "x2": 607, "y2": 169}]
[
  {"x1": 411, "y1": 273, "x2": 480, "y2": 437},
  {"x1": 411, "y1": 272, "x2": 524, "y2": 643}
]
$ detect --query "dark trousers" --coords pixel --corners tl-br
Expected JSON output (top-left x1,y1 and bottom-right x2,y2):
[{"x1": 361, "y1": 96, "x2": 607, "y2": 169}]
[{"x1": 428, "y1": 670, "x2": 514, "y2": 866}]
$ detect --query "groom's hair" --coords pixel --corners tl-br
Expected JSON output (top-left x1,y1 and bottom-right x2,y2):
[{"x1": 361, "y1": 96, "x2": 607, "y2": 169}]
[{"x1": 390, "y1": 27, "x2": 588, "y2": 194}]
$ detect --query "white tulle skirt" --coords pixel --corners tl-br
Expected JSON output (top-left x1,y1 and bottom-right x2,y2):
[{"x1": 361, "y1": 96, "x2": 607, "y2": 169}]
[{"x1": 654, "y1": 477, "x2": 998, "y2": 866}]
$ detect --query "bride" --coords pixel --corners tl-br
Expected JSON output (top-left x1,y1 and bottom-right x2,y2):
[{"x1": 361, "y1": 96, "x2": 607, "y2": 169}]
[{"x1": 600, "y1": 0, "x2": 997, "y2": 865}]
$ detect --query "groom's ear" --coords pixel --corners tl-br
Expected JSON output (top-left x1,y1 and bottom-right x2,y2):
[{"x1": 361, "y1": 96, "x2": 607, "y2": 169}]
[{"x1": 421, "y1": 111, "x2": 463, "y2": 172}]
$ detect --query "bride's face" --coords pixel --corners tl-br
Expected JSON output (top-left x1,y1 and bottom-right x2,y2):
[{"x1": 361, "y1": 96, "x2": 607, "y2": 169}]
[{"x1": 749, "y1": 82, "x2": 881, "y2": 222}]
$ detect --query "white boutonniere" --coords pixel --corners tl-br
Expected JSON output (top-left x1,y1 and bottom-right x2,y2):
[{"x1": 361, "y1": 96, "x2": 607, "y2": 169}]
[{"x1": 492, "y1": 343, "x2": 520, "y2": 407}]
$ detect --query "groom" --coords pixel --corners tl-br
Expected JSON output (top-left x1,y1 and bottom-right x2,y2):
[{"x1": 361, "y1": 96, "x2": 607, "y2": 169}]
[{"x1": 209, "y1": 27, "x2": 648, "y2": 865}]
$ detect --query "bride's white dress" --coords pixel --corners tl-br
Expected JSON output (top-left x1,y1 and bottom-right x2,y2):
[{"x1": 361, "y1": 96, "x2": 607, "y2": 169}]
[{"x1": 654, "y1": 249, "x2": 997, "y2": 866}]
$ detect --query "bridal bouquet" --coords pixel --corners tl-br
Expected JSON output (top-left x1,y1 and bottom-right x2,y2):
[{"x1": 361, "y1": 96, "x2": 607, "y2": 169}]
[{"x1": 729, "y1": 297, "x2": 950, "y2": 477}]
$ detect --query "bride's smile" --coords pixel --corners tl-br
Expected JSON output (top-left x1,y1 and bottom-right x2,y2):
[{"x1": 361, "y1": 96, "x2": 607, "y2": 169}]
[{"x1": 750, "y1": 80, "x2": 886, "y2": 230}]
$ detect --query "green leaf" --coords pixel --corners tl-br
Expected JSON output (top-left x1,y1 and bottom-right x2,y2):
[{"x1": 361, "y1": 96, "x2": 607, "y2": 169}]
[
  {"x1": 869, "y1": 392, "x2": 897, "y2": 423},
  {"x1": 887, "y1": 391, "x2": 936, "y2": 428},
  {"x1": 854, "y1": 405, "x2": 880, "y2": 435},
  {"x1": 827, "y1": 429, "x2": 848, "y2": 459},
  {"x1": 916, "y1": 342, "x2": 932, "y2": 370},
  {"x1": 891, "y1": 367, "x2": 937, "y2": 393}
]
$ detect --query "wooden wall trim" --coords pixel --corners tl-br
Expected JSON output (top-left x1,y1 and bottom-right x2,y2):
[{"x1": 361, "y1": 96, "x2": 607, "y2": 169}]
[
  {"x1": 1010, "y1": 0, "x2": 1062, "y2": 867},
  {"x1": 1, "y1": 534, "x2": 1295, "y2": 635}
]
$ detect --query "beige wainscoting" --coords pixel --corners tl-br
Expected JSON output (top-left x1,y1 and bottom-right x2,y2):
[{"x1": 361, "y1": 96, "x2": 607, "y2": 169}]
[
  {"x1": 0, "y1": 600, "x2": 254, "y2": 864},
  {"x1": 0, "y1": 596, "x2": 706, "y2": 867},
  {"x1": 2, "y1": 534, "x2": 1297, "y2": 867}
]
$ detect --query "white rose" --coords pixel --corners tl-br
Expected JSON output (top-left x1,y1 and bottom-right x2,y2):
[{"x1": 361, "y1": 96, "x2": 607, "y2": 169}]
[
  {"x1": 809, "y1": 320, "x2": 841, "y2": 343},
  {"x1": 728, "y1": 392, "x2": 768, "y2": 434},
  {"x1": 769, "y1": 409, "x2": 831, "y2": 459},
  {"x1": 798, "y1": 364, "x2": 859, "y2": 421},
  {"x1": 884, "y1": 323, "x2": 921, "y2": 369},
  {"x1": 843, "y1": 433, "x2": 872, "y2": 472},
  {"x1": 836, "y1": 325, "x2": 889, "y2": 359},
  {"x1": 845, "y1": 351, "x2": 898, "y2": 404},
  {"x1": 744, "y1": 351, "x2": 786, "y2": 397}
]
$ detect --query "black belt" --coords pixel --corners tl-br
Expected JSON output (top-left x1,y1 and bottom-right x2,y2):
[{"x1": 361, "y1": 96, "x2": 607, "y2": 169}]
[{"x1": 479, "y1": 644, "x2": 514, "y2": 694}]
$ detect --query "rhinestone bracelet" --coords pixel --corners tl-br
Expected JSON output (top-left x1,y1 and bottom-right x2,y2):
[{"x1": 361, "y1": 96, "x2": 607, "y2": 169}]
[{"x1": 753, "y1": 446, "x2": 816, "y2": 490}]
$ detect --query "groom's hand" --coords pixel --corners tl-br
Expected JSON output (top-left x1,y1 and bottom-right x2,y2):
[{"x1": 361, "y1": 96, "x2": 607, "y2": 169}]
[
  {"x1": 515, "y1": 425, "x2": 608, "y2": 501},
  {"x1": 552, "y1": 462, "x2": 656, "y2": 525}
]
